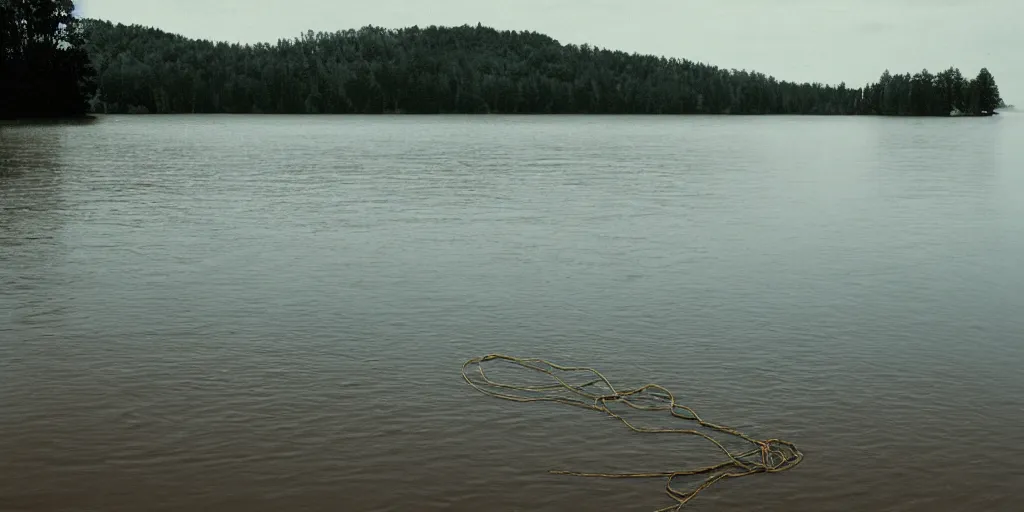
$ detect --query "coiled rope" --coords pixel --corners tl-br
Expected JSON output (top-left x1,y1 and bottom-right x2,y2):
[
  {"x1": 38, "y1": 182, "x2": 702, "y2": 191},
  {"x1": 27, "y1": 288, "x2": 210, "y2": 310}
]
[{"x1": 462, "y1": 354, "x2": 803, "y2": 511}]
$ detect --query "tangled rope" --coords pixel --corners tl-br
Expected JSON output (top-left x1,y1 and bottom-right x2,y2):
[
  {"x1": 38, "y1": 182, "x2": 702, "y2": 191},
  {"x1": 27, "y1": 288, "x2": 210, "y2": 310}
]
[{"x1": 462, "y1": 354, "x2": 803, "y2": 511}]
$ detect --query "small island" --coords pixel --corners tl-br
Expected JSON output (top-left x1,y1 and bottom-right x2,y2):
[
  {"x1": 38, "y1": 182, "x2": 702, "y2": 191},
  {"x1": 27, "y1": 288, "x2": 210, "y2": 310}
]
[{"x1": 1, "y1": 2, "x2": 1007, "y2": 119}]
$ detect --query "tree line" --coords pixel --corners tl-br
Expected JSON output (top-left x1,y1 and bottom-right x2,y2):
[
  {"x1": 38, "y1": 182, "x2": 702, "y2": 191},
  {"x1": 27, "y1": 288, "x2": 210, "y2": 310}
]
[
  {"x1": 0, "y1": 4, "x2": 1006, "y2": 119},
  {"x1": 81, "y1": 20, "x2": 1003, "y2": 116},
  {"x1": 863, "y1": 67, "x2": 1002, "y2": 116},
  {"x1": 1, "y1": 0, "x2": 96, "y2": 119}
]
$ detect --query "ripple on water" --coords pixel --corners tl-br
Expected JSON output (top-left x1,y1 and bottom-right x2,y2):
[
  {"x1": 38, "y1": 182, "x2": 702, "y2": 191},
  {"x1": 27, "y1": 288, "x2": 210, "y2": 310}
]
[{"x1": 2, "y1": 115, "x2": 1023, "y2": 511}]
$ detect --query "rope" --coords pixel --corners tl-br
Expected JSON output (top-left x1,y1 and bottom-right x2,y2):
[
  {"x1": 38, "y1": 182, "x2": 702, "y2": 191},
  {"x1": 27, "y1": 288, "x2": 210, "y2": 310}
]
[{"x1": 461, "y1": 354, "x2": 803, "y2": 511}]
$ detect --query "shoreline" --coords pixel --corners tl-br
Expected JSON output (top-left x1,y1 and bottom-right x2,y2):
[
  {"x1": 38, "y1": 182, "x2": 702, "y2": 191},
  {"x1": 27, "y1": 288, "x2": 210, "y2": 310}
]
[
  {"x1": 77, "y1": 112, "x2": 999, "y2": 118},
  {"x1": 0, "y1": 116, "x2": 98, "y2": 126}
]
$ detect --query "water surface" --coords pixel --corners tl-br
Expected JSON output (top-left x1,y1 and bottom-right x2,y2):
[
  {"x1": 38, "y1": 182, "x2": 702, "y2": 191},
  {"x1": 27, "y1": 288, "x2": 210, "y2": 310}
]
[{"x1": 2, "y1": 115, "x2": 1023, "y2": 511}]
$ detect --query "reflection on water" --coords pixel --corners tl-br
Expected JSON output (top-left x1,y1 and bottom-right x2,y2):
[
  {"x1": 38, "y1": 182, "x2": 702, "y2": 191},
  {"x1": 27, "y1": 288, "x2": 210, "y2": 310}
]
[{"x1": 1, "y1": 115, "x2": 1023, "y2": 512}]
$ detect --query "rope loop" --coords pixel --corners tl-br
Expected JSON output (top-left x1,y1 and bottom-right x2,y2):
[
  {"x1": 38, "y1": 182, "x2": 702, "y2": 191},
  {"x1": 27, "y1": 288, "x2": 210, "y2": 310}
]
[{"x1": 462, "y1": 354, "x2": 803, "y2": 510}]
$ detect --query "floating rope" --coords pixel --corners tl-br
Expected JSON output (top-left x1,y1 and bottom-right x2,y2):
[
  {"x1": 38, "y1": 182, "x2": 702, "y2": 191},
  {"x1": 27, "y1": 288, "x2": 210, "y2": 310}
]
[{"x1": 462, "y1": 354, "x2": 803, "y2": 511}]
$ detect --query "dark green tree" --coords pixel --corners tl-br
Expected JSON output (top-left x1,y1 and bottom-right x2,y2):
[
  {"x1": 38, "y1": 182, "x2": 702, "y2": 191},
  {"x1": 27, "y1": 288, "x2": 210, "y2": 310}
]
[
  {"x1": 934, "y1": 67, "x2": 966, "y2": 114},
  {"x1": 973, "y1": 68, "x2": 1001, "y2": 114},
  {"x1": 0, "y1": 0, "x2": 96, "y2": 118}
]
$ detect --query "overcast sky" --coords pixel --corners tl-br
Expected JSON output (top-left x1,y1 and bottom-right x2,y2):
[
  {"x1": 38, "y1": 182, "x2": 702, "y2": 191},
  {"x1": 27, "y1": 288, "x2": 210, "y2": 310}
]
[{"x1": 79, "y1": 0, "x2": 1020, "y2": 102}]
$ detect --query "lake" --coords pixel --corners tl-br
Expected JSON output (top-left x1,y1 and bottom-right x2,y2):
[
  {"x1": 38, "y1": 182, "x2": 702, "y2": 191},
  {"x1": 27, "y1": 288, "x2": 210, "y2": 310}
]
[{"x1": 2, "y1": 115, "x2": 1022, "y2": 511}]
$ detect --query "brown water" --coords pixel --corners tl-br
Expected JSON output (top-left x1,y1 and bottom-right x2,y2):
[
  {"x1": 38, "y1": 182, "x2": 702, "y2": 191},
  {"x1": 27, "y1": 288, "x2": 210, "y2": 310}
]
[{"x1": 2, "y1": 115, "x2": 1023, "y2": 512}]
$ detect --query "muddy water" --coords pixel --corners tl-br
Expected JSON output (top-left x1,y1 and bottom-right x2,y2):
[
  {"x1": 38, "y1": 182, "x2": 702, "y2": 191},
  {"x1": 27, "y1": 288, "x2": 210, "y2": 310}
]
[{"x1": 2, "y1": 115, "x2": 1022, "y2": 511}]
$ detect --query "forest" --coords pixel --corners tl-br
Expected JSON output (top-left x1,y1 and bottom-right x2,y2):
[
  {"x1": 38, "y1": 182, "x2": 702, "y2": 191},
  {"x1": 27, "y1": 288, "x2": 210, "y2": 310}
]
[
  {"x1": 81, "y1": 20, "x2": 1004, "y2": 116},
  {"x1": 1, "y1": 2, "x2": 1006, "y2": 118},
  {"x1": 0, "y1": 0, "x2": 96, "y2": 119}
]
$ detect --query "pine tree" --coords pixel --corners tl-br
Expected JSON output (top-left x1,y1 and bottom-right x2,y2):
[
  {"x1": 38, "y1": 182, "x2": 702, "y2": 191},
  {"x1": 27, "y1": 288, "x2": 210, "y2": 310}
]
[{"x1": 974, "y1": 68, "x2": 1001, "y2": 114}]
